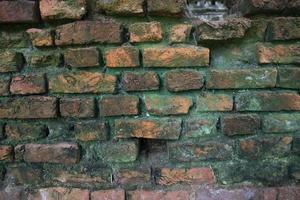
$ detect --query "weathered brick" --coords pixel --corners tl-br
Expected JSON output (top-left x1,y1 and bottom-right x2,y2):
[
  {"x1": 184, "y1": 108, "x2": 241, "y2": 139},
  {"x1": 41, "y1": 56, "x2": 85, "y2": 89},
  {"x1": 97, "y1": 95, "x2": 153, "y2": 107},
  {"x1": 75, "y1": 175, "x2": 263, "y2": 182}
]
[
  {"x1": 64, "y1": 47, "x2": 100, "y2": 68},
  {"x1": 196, "y1": 18, "x2": 251, "y2": 41},
  {"x1": 115, "y1": 118, "x2": 182, "y2": 139},
  {"x1": 147, "y1": 0, "x2": 187, "y2": 17},
  {"x1": 156, "y1": 167, "x2": 215, "y2": 185},
  {"x1": 286, "y1": 0, "x2": 300, "y2": 13},
  {"x1": 105, "y1": 46, "x2": 140, "y2": 67},
  {"x1": 114, "y1": 168, "x2": 151, "y2": 186},
  {"x1": 96, "y1": 0, "x2": 144, "y2": 16},
  {"x1": 277, "y1": 187, "x2": 300, "y2": 200},
  {"x1": 40, "y1": 0, "x2": 86, "y2": 21},
  {"x1": 196, "y1": 93, "x2": 233, "y2": 112},
  {"x1": 55, "y1": 21, "x2": 122, "y2": 45},
  {"x1": 128, "y1": 190, "x2": 190, "y2": 200},
  {"x1": 207, "y1": 68, "x2": 277, "y2": 89},
  {"x1": 239, "y1": 136, "x2": 292, "y2": 159},
  {"x1": 182, "y1": 117, "x2": 218, "y2": 138},
  {"x1": 230, "y1": 0, "x2": 285, "y2": 15},
  {"x1": 91, "y1": 189, "x2": 125, "y2": 200},
  {"x1": 0, "y1": 77, "x2": 10, "y2": 96},
  {"x1": 60, "y1": 97, "x2": 95, "y2": 118},
  {"x1": 121, "y1": 71, "x2": 160, "y2": 91},
  {"x1": 263, "y1": 114, "x2": 300, "y2": 133},
  {"x1": 15, "y1": 143, "x2": 80, "y2": 164},
  {"x1": 267, "y1": 17, "x2": 300, "y2": 41},
  {"x1": 129, "y1": 22, "x2": 163, "y2": 43},
  {"x1": 168, "y1": 140, "x2": 233, "y2": 162},
  {"x1": 143, "y1": 46, "x2": 210, "y2": 67},
  {"x1": 0, "y1": 1, "x2": 39, "y2": 23},
  {"x1": 5, "y1": 123, "x2": 47, "y2": 141},
  {"x1": 74, "y1": 121, "x2": 108, "y2": 141},
  {"x1": 257, "y1": 44, "x2": 300, "y2": 64},
  {"x1": 169, "y1": 24, "x2": 192, "y2": 43},
  {"x1": 0, "y1": 145, "x2": 13, "y2": 161},
  {"x1": 26, "y1": 28, "x2": 53, "y2": 47},
  {"x1": 235, "y1": 91, "x2": 300, "y2": 111},
  {"x1": 221, "y1": 114, "x2": 261, "y2": 136},
  {"x1": 0, "y1": 186, "x2": 25, "y2": 200},
  {"x1": 10, "y1": 74, "x2": 46, "y2": 95},
  {"x1": 99, "y1": 95, "x2": 139, "y2": 117},
  {"x1": 165, "y1": 70, "x2": 204, "y2": 92},
  {"x1": 277, "y1": 68, "x2": 300, "y2": 89},
  {"x1": 0, "y1": 96, "x2": 57, "y2": 119},
  {"x1": 293, "y1": 137, "x2": 300, "y2": 154},
  {"x1": 49, "y1": 71, "x2": 116, "y2": 93},
  {"x1": 27, "y1": 52, "x2": 61, "y2": 68},
  {"x1": 6, "y1": 165, "x2": 43, "y2": 185},
  {"x1": 0, "y1": 51, "x2": 23, "y2": 73},
  {"x1": 30, "y1": 187, "x2": 89, "y2": 200},
  {"x1": 0, "y1": 31, "x2": 28, "y2": 49},
  {"x1": 145, "y1": 94, "x2": 193, "y2": 115}
]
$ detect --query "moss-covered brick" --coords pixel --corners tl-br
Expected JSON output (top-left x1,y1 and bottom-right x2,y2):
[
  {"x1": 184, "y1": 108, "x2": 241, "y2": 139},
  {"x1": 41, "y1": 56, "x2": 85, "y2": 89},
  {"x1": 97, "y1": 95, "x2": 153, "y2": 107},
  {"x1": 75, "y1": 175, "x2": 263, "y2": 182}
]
[
  {"x1": 143, "y1": 46, "x2": 210, "y2": 67},
  {"x1": 5, "y1": 165, "x2": 43, "y2": 185},
  {"x1": 30, "y1": 187, "x2": 89, "y2": 200},
  {"x1": 0, "y1": 145, "x2": 13, "y2": 162},
  {"x1": 0, "y1": 31, "x2": 28, "y2": 48},
  {"x1": 169, "y1": 24, "x2": 193, "y2": 44},
  {"x1": 115, "y1": 118, "x2": 182, "y2": 140},
  {"x1": 114, "y1": 168, "x2": 151, "y2": 186},
  {"x1": 147, "y1": 0, "x2": 186, "y2": 17},
  {"x1": 121, "y1": 71, "x2": 160, "y2": 92},
  {"x1": 235, "y1": 91, "x2": 300, "y2": 111},
  {"x1": 129, "y1": 22, "x2": 163, "y2": 43},
  {"x1": 96, "y1": 0, "x2": 144, "y2": 16},
  {"x1": 196, "y1": 93, "x2": 233, "y2": 112},
  {"x1": 49, "y1": 71, "x2": 117, "y2": 94},
  {"x1": 182, "y1": 117, "x2": 218, "y2": 138},
  {"x1": 0, "y1": 51, "x2": 23, "y2": 73},
  {"x1": 5, "y1": 123, "x2": 47, "y2": 141},
  {"x1": 10, "y1": 74, "x2": 46, "y2": 95},
  {"x1": 0, "y1": 96, "x2": 57, "y2": 119},
  {"x1": 60, "y1": 97, "x2": 95, "y2": 118},
  {"x1": 64, "y1": 47, "x2": 100, "y2": 68},
  {"x1": 27, "y1": 51, "x2": 61, "y2": 68},
  {"x1": 105, "y1": 46, "x2": 140, "y2": 68},
  {"x1": 277, "y1": 68, "x2": 300, "y2": 89},
  {"x1": 26, "y1": 28, "x2": 53, "y2": 47},
  {"x1": 267, "y1": 17, "x2": 300, "y2": 41},
  {"x1": 144, "y1": 94, "x2": 193, "y2": 115},
  {"x1": 262, "y1": 113, "x2": 300, "y2": 133},
  {"x1": 74, "y1": 121, "x2": 108, "y2": 141},
  {"x1": 0, "y1": 77, "x2": 10, "y2": 96},
  {"x1": 207, "y1": 68, "x2": 277, "y2": 89}
]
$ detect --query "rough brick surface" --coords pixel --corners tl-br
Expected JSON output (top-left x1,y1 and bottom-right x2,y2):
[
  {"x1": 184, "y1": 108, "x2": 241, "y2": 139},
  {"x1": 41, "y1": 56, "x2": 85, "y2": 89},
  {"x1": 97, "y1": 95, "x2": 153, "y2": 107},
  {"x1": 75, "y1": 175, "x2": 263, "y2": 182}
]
[
  {"x1": 74, "y1": 121, "x2": 108, "y2": 141},
  {"x1": 0, "y1": 51, "x2": 23, "y2": 73},
  {"x1": 64, "y1": 48, "x2": 100, "y2": 68},
  {"x1": 26, "y1": 28, "x2": 53, "y2": 47},
  {"x1": 5, "y1": 123, "x2": 47, "y2": 141},
  {"x1": 169, "y1": 24, "x2": 192, "y2": 43},
  {"x1": 121, "y1": 72, "x2": 160, "y2": 91},
  {"x1": 91, "y1": 189, "x2": 125, "y2": 200},
  {"x1": 277, "y1": 68, "x2": 300, "y2": 89},
  {"x1": 267, "y1": 17, "x2": 300, "y2": 41},
  {"x1": 30, "y1": 187, "x2": 89, "y2": 200},
  {"x1": 105, "y1": 46, "x2": 140, "y2": 67},
  {"x1": 129, "y1": 22, "x2": 163, "y2": 43},
  {"x1": 96, "y1": 0, "x2": 144, "y2": 16},
  {"x1": 128, "y1": 190, "x2": 190, "y2": 200},
  {"x1": 182, "y1": 117, "x2": 218, "y2": 138},
  {"x1": 60, "y1": 97, "x2": 95, "y2": 118},
  {"x1": 10, "y1": 74, "x2": 46, "y2": 95},
  {"x1": 196, "y1": 93, "x2": 233, "y2": 112},
  {"x1": 0, "y1": 145, "x2": 13, "y2": 161},
  {"x1": 263, "y1": 114, "x2": 300, "y2": 133},
  {"x1": 0, "y1": 77, "x2": 10, "y2": 96},
  {"x1": 147, "y1": 0, "x2": 187, "y2": 16},
  {"x1": 114, "y1": 168, "x2": 151, "y2": 186},
  {"x1": 27, "y1": 52, "x2": 61, "y2": 68}
]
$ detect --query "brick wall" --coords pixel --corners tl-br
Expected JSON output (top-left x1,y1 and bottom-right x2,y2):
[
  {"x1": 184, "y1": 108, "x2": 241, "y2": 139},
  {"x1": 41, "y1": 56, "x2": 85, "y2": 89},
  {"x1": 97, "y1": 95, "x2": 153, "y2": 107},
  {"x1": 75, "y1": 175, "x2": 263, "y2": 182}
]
[{"x1": 0, "y1": 0, "x2": 300, "y2": 199}]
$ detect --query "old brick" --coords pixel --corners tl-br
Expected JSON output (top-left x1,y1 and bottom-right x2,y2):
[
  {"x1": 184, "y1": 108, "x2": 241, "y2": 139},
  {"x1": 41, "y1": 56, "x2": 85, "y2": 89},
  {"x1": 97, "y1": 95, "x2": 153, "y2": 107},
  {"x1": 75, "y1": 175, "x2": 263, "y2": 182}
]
[
  {"x1": 115, "y1": 118, "x2": 182, "y2": 139},
  {"x1": 0, "y1": 96, "x2": 57, "y2": 119},
  {"x1": 221, "y1": 114, "x2": 261, "y2": 136},
  {"x1": 156, "y1": 167, "x2": 215, "y2": 185},
  {"x1": 60, "y1": 97, "x2": 95, "y2": 118},
  {"x1": 26, "y1": 28, "x2": 53, "y2": 47},
  {"x1": 115, "y1": 168, "x2": 151, "y2": 185},
  {"x1": 277, "y1": 68, "x2": 300, "y2": 89},
  {"x1": 74, "y1": 121, "x2": 108, "y2": 141},
  {"x1": 99, "y1": 95, "x2": 139, "y2": 117},
  {"x1": 196, "y1": 93, "x2": 233, "y2": 112},
  {"x1": 6, "y1": 165, "x2": 43, "y2": 185},
  {"x1": 91, "y1": 189, "x2": 125, "y2": 200},
  {"x1": 235, "y1": 91, "x2": 300, "y2": 111},
  {"x1": 230, "y1": 0, "x2": 285, "y2": 15},
  {"x1": 0, "y1": 51, "x2": 23, "y2": 73},
  {"x1": 293, "y1": 137, "x2": 300, "y2": 154},
  {"x1": 49, "y1": 71, "x2": 116, "y2": 93},
  {"x1": 0, "y1": 77, "x2": 10, "y2": 96},
  {"x1": 277, "y1": 187, "x2": 300, "y2": 200},
  {"x1": 0, "y1": 145, "x2": 13, "y2": 161},
  {"x1": 10, "y1": 74, "x2": 46, "y2": 95},
  {"x1": 105, "y1": 46, "x2": 140, "y2": 67},
  {"x1": 27, "y1": 52, "x2": 61, "y2": 68},
  {"x1": 96, "y1": 0, "x2": 144, "y2": 16},
  {"x1": 122, "y1": 71, "x2": 160, "y2": 91},
  {"x1": 5, "y1": 123, "x2": 47, "y2": 141},
  {"x1": 40, "y1": 0, "x2": 86, "y2": 21},
  {"x1": 0, "y1": 1, "x2": 39, "y2": 23},
  {"x1": 263, "y1": 114, "x2": 300, "y2": 133},
  {"x1": 168, "y1": 140, "x2": 233, "y2": 162},
  {"x1": 182, "y1": 117, "x2": 218, "y2": 138},
  {"x1": 147, "y1": 0, "x2": 187, "y2": 17},
  {"x1": 196, "y1": 18, "x2": 251, "y2": 41},
  {"x1": 145, "y1": 94, "x2": 193, "y2": 115},
  {"x1": 143, "y1": 46, "x2": 210, "y2": 67},
  {"x1": 128, "y1": 190, "x2": 190, "y2": 200},
  {"x1": 0, "y1": 31, "x2": 28, "y2": 49},
  {"x1": 165, "y1": 70, "x2": 204, "y2": 92},
  {"x1": 267, "y1": 17, "x2": 300, "y2": 41},
  {"x1": 286, "y1": 0, "x2": 300, "y2": 13},
  {"x1": 16, "y1": 143, "x2": 80, "y2": 164},
  {"x1": 169, "y1": 24, "x2": 192, "y2": 43},
  {"x1": 239, "y1": 136, "x2": 292, "y2": 159},
  {"x1": 30, "y1": 187, "x2": 89, "y2": 200},
  {"x1": 257, "y1": 44, "x2": 300, "y2": 64},
  {"x1": 55, "y1": 21, "x2": 122, "y2": 45},
  {"x1": 64, "y1": 47, "x2": 100, "y2": 68},
  {"x1": 0, "y1": 186, "x2": 25, "y2": 200},
  {"x1": 129, "y1": 22, "x2": 163, "y2": 43},
  {"x1": 207, "y1": 68, "x2": 277, "y2": 89}
]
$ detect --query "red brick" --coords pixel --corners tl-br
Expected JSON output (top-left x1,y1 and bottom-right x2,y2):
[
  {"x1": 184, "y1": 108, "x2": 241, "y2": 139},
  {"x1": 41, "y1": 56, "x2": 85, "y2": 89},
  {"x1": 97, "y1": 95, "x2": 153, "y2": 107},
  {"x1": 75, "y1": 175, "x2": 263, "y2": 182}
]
[
  {"x1": 99, "y1": 95, "x2": 139, "y2": 117},
  {"x1": 156, "y1": 167, "x2": 215, "y2": 185},
  {"x1": 196, "y1": 93, "x2": 233, "y2": 112},
  {"x1": 5, "y1": 123, "x2": 47, "y2": 141},
  {"x1": 60, "y1": 97, "x2": 95, "y2": 118},
  {"x1": 30, "y1": 187, "x2": 89, "y2": 200},
  {"x1": 128, "y1": 190, "x2": 190, "y2": 200},
  {"x1": 96, "y1": 0, "x2": 144, "y2": 16},
  {"x1": 114, "y1": 168, "x2": 151, "y2": 185},
  {"x1": 74, "y1": 121, "x2": 108, "y2": 141},
  {"x1": 277, "y1": 186, "x2": 300, "y2": 200},
  {"x1": 169, "y1": 24, "x2": 193, "y2": 44},
  {"x1": 105, "y1": 46, "x2": 140, "y2": 67},
  {"x1": 230, "y1": 0, "x2": 285, "y2": 15},
  {"x1": 0, "y1": 145, "x2": 13, "y2": 161},
  {"x1": 182, "y1": 117, "x2": 218, "y2": 138},
  {"x1": 27, "y1": 52, "x2": 61, "y2": 68},
  {"x1": 0, "y1": 96, "x2": 57, "y2": 119},
  {"x1": 91, "y1": 189, "x2": 125, "y2": 200},
  {"x1": 10, "y1": 74, "x2": 46, "y2": 95},
  {"x1": 267, "y1": 17, "x2": 300, "y2": 41},
  {"x1": 0, "y1": 51, "x2": 23, "y2": 73},
  {"x1": 0, "y1": 77, "x2": 10, "y2": 96},
  {"x1": 64, "y1": 47, "x2": 100, "y2": 68},
  {"x1": 121, "y1": 71, "x2": 160, "y2": 91},
  {"x1": 26, "y1": 28, "x2": 53, "y2": 47},
  {"x1": 0, "y1": 1, "x2": 39, "y2": 23},
  {"x1": 147, "y1": 0, "x2": 187, "y2": 17},
  {"x1": 129, "y1": 21, "x2": 163, "y2": 43},
  {"x1": 15, "y1": 143, "x2": 80, "y2": 164},
  {"x1": 55, "y1": 21, "x2": 122, "y2": 45}
]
